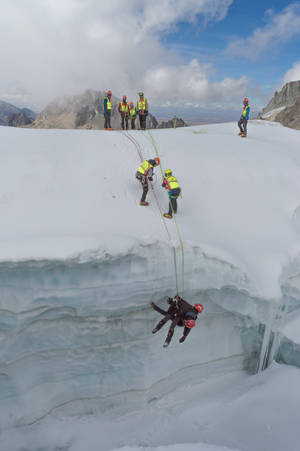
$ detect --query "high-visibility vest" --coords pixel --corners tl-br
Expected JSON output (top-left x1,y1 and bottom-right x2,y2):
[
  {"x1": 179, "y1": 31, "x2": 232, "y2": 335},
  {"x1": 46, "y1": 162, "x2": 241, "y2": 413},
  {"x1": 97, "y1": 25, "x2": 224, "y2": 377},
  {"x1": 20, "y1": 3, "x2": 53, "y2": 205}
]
[
  {"x1": 138, "y1": 160, "x2": 152, "y2": 175},
  {"x1": 137, "y1": 99, "x2": 147, "y2": 110},
  {"x1": 120, "y1": 102, "x2": 129, "y2": 113},
  {"x1": 242, "y1": 104, "x2": 250, "y2": 119},
  {"x1": 164, "y1": 175, "x2": 180, "y2": 190},
  {"x1": 129, "y1": 106, "x2": 136, "y2": 117},
  {"x1": 105, "y1": 97, "x2": 112, "y2": 111}
]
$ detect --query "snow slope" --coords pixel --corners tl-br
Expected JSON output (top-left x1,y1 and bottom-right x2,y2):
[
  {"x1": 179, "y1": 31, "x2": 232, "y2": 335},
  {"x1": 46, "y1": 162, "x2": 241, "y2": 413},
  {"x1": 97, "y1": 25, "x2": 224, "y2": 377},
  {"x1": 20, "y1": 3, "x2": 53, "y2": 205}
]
[{"x1": 1, "y1": 121, "x2": 300, "y2": 450}]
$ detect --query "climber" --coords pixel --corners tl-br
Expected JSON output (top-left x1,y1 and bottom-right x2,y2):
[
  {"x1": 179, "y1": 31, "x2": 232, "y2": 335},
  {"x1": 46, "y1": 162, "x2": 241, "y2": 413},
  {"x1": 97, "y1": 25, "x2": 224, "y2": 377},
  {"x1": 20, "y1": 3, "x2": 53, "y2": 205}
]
[
  {"x1": 161, "y1": 169, "x2": 181, "y2": 219},
  {"x1": 129, "y1": 101, "x2": 137, "y2": 129},
  {"x1": 238, "y1": 97, "x2": 251, "y2": 137},
  {"x1": 151, "y1": 295, "x2": 203, "y2": 347},
  {"x1": 136, "y1": 92, "x2": 148, "y2": 130},
  {"x1": 136, "y1": 157, "x2": 160, "y2": 206},
  {"x1": 104, "y1": 90, "x2": 113, "y2": 129},
  {"x1": 118, "y1": 95, "x2": 129, "y2": 130}
]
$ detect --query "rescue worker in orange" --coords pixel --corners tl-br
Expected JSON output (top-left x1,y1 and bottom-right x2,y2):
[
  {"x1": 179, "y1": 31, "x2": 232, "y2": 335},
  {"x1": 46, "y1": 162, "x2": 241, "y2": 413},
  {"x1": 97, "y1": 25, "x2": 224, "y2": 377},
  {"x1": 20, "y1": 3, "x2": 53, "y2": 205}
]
[
  {"x1": 118, "y1": 95, "x2": 129, "y2": 130},
  {"x1": 162, "y1": 169, "x2": 181, "y2": 218},
  {"x1": 136, "y1": 92, "x2": 148, "y2": 130}
]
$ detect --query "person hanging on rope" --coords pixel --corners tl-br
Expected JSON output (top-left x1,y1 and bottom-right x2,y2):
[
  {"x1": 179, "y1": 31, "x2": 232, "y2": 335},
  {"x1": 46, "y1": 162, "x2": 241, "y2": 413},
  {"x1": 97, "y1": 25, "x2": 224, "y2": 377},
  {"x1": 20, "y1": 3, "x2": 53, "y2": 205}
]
[
  {"x1": 162, "y1": 169, "x2": 181, "y2": 219},
  {"x1": 136, "y1": 157, "x2": 160, "y2": 206},
  {"x1": 151, "y1": 295, "x2": 203, "y2": 347}
]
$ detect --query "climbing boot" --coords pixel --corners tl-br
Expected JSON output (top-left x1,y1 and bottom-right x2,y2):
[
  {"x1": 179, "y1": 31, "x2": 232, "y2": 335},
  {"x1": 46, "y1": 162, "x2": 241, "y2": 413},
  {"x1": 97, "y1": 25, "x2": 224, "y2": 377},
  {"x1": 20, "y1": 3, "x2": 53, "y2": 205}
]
[
  {"x1": 163, "y1": 213, "x2": 172, "y2": 219},
  {"x1": 163, "y1": 341, "x2": 169, "y2": 348},
  {"x1": 152, "y1": 327, "x2": 159, "y2": 334},
  {"x1": 140, "y1": 201, "x2": 149, "y2": 206}
]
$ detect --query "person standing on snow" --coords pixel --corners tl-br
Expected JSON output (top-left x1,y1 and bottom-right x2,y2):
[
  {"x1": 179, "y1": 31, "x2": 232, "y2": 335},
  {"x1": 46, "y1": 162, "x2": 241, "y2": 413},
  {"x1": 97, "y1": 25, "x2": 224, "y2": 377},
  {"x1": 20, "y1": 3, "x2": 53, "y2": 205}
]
[
  {"x1": 118, "y1": 95, "x2": 129, "y2": 130},
  {"x1": 151, "y1": 295, "x2": 204, "y2": 347},
  {"x1": 238, "y1": 97, "x2": 250, "y2": 137},
  {"x1": 136, "y1": 157, "x2": 160, "y2": 206},
  {"x1": 162, "y1": 169, "x2": 181, "y2": 219},
  {"x1": 104, "y1": 90, "x2": 113, "y2": 129},
  {"x1": 137, "y1": 92, "x2": 148, "y2": 130},
  {"x1": 129, "y1": 101, "x2": 137, "y2": 129}
]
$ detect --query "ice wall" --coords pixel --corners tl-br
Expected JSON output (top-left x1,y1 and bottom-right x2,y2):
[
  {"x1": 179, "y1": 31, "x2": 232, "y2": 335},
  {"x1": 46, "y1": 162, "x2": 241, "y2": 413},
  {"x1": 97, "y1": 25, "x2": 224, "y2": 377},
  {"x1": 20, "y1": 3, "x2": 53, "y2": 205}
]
[{"x1": 0, "y1": 242, "x2": 266, "y2": 429}]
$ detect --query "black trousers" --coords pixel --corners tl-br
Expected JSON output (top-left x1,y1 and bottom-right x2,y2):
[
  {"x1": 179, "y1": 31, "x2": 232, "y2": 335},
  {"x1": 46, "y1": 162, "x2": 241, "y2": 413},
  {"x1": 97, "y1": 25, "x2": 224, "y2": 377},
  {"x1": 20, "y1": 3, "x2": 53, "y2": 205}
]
[
  {"x1": 131, "y1": 118, "x2": 136, "y2": 129},
  {"x1": 139, "y1": 113, "x2": 146, "y2": 130},
  {"x1": 136, "y1": 173, "x2": 148, "y2": 202},
  {"x1": 121, "y1": 115, "x2": 129, "y2": 130},
  {"x1": 168, "y1": 188, "x2": 181, "y2": 216},
  {"x1": 238, "y1": 117, "x2": 247, "y2": 135},
  {"x1": 104, "y1": 112, "x2": 111, "y2": 129}
]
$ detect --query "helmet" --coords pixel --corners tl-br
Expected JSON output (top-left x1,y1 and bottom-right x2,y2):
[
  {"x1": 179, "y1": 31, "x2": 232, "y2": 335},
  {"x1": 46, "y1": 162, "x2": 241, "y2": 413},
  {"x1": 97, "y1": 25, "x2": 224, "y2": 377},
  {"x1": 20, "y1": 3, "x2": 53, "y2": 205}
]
[
  {"x1": 243, "y1": 97, "x2": 248, "y2": 105},
  {"x1": 165, "y1": 169, "x2": 172, "y2": 177},
  {"x1": 183, "y1": 319, "x2": 196, "y2": 329},
  {"x1": 194, "y1": 303, "x2": 204, "y2": 314},
  {"x1": 154, "y1": 157, "x2": 160, "y2": 166},
  {"x1": 123, "y1": 95, "x2": 127, "y2": 101},
  {"x1": 107, "y1": 90, "x2": 112, "y2": 96},
  {"x1": 138, "y1": 91, "x2": 144, "y2": 97},
  {"x1": 129, "y1": 101, "x2": 134, "y2": 106}
]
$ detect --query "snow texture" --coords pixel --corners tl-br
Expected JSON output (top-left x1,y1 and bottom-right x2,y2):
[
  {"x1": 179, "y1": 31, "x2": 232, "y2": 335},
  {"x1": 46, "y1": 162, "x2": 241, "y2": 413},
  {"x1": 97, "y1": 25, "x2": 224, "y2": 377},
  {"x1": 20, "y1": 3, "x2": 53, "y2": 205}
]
[{"x1": 1, "y1": 121, "x2": 300, "y2": 450}]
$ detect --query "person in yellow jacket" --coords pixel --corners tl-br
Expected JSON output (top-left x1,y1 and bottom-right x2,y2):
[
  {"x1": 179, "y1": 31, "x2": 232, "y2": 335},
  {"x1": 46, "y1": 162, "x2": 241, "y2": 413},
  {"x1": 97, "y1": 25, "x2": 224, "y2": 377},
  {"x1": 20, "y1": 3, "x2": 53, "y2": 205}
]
[
  {"x1": 118, "y1": 95, "x2": 129, "y2": 130},
  {"x1": 162, "y1": 169, "x2": 181, "y2": 218},
  {"x1": 129, "y1": 101, "x2": 137, "y2": 129},
  {"x1": 137, "y1": 91, "x2": 148, "y2": 130},
  {"x1": 136, "y1": 157, "x2": 160, "y2": 205},
  {"x1": 238, "y1": 97, "x2": 251, "y2": 137}
]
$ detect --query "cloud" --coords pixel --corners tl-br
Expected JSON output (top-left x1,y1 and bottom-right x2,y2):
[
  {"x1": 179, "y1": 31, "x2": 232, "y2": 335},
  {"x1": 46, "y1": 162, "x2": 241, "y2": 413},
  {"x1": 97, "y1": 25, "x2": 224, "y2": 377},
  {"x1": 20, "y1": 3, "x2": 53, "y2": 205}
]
[
  {"x1": 283, "y1": 61, "x2": 300, "y2": 84},
  {"x1": 224, "y1": 3, "x2": 300, "y2": 60},
  {"x1": 0, "y1": 0, "x2": 246, "y2": 110}
]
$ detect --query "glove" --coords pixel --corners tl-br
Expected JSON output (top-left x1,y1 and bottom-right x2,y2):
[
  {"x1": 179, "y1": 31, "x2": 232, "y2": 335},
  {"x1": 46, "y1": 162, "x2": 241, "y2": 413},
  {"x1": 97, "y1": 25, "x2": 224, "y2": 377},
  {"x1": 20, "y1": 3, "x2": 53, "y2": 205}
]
[
  {"x1": 148, "y1": 177, "x2": 153, "y2": 181},
  {"x1": 179, "y1": 336, "x2": 185, "y2": 343}
]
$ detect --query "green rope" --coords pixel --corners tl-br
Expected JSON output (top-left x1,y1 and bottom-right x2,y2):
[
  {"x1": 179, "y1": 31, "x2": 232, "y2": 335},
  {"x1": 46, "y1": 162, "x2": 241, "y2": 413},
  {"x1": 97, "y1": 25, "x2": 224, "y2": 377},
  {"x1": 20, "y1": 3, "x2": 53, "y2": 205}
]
[{"x1": 148, "y1": 131, "x2": 185, "y2": 297}]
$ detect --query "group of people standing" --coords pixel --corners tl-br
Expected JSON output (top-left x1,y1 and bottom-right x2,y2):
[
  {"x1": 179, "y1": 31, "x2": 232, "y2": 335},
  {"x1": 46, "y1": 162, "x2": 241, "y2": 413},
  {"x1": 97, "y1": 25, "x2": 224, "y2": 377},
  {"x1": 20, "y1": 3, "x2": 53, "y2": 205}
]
[{"x1": 103, "y1": 90, "x2": 149, "y2": 130}]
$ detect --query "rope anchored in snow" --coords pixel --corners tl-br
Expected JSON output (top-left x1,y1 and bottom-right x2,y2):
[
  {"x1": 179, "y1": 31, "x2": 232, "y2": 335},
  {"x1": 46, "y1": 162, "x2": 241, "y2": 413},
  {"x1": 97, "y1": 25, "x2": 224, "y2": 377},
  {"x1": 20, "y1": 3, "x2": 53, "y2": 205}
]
[{"x1": 122, "y1": 130, "x2": 181, "y2": 295}]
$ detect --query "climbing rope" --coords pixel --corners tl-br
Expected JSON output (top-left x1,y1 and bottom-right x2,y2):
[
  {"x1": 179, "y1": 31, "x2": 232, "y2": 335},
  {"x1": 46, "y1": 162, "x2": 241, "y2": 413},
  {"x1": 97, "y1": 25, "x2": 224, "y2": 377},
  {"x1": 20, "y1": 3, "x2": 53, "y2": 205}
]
[
  {"x1": 148, "y1": 131, "x2": 185, "y2": 296},
  {"x1": 122, "y1": 130, "x2": 180, "y2": 294}
]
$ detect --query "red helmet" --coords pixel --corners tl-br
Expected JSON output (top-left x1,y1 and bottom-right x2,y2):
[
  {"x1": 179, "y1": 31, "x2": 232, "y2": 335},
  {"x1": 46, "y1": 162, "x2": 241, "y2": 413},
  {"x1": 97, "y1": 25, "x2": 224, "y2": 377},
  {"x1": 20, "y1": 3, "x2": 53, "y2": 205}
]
[
  {"x1": 129, "y1": 101, "x2": 134, "y2": 105},
  {"x1": 194, "y1": 303, "x2": 204, "y2": 313},
  {"x1": 154, "y1": 157, "x2": 160, "y2": 166},
  {"x1": 183, "y1": 319, "x2": 196, "y2": 329},
  {"x1": 243, "y1": 97, "x2": 248, "y2": 104},
  {"x1": 123, "y1": 95, "x2": 127, "y2": 101},
  {"x1": 107, "y1": 90, "x2": 112, "y2": 96}
]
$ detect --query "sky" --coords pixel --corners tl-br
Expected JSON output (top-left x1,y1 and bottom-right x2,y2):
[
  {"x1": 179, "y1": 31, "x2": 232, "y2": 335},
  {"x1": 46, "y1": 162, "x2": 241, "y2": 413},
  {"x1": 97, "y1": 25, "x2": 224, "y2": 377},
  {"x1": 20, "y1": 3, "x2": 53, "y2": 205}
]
[{"x1": 1, "y1": 0, "x2": 300, "y2": 121}]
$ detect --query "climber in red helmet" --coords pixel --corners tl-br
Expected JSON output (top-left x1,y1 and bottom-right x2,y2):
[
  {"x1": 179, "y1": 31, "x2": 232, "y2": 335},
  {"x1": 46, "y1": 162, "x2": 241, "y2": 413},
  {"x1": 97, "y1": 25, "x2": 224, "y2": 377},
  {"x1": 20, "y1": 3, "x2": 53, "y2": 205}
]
[
  {"x1": 238, "y1": 97, "x2": 251, "y2": 138},
  {"x1": 118, "y1": 95, "x2": 129, "y2": 130},
  {"x1": 151, "y1": 295, "x2": 203, "y2": 347}
]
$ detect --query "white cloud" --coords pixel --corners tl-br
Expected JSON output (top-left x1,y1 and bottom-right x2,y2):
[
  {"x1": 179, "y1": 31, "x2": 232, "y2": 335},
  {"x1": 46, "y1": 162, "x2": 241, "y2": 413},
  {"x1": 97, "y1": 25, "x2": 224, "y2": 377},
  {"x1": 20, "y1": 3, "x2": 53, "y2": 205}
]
[
  {"x1": 225, "y1": 3, "x2": 300, "y2": 60},
  {"x1": 0, "y1": 0, "x2": 248, "y2": 111},
  {"x1": 283, "y1": 61, "x2": 300, "y2": 84}
]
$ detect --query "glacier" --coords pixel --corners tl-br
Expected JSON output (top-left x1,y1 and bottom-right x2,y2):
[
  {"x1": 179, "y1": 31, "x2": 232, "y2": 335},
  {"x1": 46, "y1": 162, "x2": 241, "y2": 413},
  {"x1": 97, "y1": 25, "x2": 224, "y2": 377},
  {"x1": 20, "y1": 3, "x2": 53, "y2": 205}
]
[{"x1": 1, "y1": 122, "x2": 300, "y2": 450}]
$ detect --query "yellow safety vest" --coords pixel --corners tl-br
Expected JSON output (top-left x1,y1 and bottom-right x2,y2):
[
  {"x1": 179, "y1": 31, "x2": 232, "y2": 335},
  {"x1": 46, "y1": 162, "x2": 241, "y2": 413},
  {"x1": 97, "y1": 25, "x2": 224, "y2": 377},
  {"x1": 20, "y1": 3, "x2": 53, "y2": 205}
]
[
  {"x1": 138, "y1": 160, "x2": 152, "y2": 175},
  {"x1": 105, "y1": 97, "x2": 112, "y2": 111},
  {"x1": 129, "y1": 106, "x2": 136, "y2": 117},
  {"x1": 165, "y1": 175, "x2": 180, "y2": 190},
  {"x1": 137, "y1": 99, "x2": 146, "y2": 110},
  {"x1": 120, "y1": 102, "x2": 129, "y2": 113},
  {"x1": 242, "y1": 104, "x2": 250, "y2": 118}
]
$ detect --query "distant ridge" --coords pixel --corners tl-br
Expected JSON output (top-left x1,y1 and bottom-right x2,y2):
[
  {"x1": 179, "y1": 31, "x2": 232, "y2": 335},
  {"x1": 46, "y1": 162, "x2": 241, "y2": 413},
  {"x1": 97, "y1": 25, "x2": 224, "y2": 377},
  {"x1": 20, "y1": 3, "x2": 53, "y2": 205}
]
[
  {"x1": 0, "y1": 100, "x2": 36, "y2": 126},
  {"x1": 258, "y1": 80, "x2": 300, "y2": 130}
]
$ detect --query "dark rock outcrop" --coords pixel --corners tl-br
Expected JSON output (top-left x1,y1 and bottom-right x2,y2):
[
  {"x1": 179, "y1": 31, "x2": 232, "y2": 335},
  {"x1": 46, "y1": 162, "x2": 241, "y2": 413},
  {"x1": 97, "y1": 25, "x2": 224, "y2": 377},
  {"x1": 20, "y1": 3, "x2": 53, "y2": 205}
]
[
  {"x1": 258, "y1": 80, "x2": 300, "y2": 130},
  {"x1": 6, "y1": 112, "x2": 34, "y2": 127},
  {"x1": 158, "y1": 117, "x2": 187, "y2": 129}
]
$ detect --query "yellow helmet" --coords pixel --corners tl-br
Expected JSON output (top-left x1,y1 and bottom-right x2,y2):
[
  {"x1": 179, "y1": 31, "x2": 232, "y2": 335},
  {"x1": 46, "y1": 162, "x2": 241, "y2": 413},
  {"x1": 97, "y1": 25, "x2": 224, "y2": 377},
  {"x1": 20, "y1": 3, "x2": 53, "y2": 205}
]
[{"x1": 165, "y1": 169, "x2": 172, "y2": 177}]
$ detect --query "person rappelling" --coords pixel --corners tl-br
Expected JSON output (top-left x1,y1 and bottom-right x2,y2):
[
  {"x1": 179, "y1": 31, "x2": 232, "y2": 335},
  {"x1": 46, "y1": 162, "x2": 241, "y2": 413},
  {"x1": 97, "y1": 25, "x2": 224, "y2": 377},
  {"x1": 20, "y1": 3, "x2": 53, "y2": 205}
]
[
  {"x1": 151, "y1": 295, "x2": 203, "y2": 347},
  {"x1": 162, "y1": 169, "x2": 181, "y2": 218},
  {"x1": 136, "y1": 158, "x2": 160, "y2": 206},
  {"x1": 238, "y1": 97, "x2": 250, "y2": 138}
]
